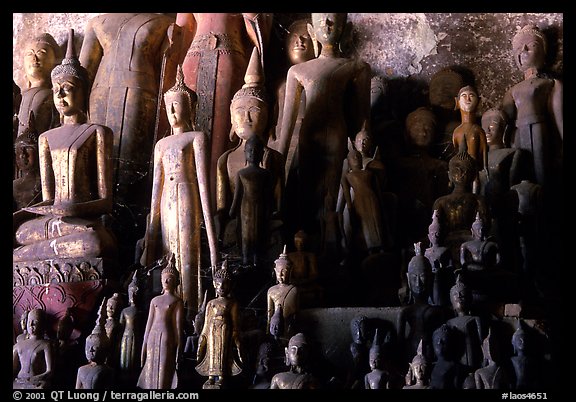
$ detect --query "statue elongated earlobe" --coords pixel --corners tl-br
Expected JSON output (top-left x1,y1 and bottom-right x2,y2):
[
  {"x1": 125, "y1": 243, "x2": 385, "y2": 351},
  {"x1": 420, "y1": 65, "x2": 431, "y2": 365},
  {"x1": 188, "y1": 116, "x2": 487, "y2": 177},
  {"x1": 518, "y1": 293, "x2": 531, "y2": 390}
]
[
  {"x1": 307, "y1": 23, "x2": 319, "y2": 58},
  {"x1": 454, "y1": 96, "x2": 460, "y2": 111}
]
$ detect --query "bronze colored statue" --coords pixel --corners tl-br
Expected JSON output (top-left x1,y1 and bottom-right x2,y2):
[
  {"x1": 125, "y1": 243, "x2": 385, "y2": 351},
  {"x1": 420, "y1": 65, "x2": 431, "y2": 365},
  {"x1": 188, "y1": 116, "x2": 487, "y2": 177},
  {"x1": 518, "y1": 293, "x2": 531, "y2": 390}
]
[
  {"x1": 425, "y1": 209, "x2": 455, "y2": 307},
  {"x1": 270, "y1": 332, "x2": 319, "y2": 389},
  {"x1": 79, "y1": 13, "x2": 176, "y2": 255},
  {"x1": 13, "y1": 308, "x2": 53, "y2": 389},
  {"x1": 266, "y1": 247, "x2": 299, "y2": 338},
  {"x1": 140, "y1": 65, "x2": 218, "y2": 312},
  {"x1": 175, "y1": 13, "x2": 273, "y2": 206},
  {"x1": 119, "y1": 272, "x2": 141, "y2": 378},
  {"x1": 104, "y1": 293, "x2": 124, "y2": 366},
  {"x1": 460, "y1": 212, "x2": 501, "y2": 272},
  {"x1": 502, "y1": 25, "x2": 563, "y2": 189},
  {"x1": 474, "y1": 328, "x2": 510, "y2": 389},
  {"x1": 229, "y1": 135, "x2": 275, "y2": 267},
  {"x1": 216, "y1": 47, "x2": 284, "y2": 244},
  {"x1": 452, "y1": 85, "x2": 488, "y2": 187},
  {"x1": 13, "y1": 111, "x2": 42, "y2": 211},
  {"x1": 445, "y1": 273, "x2": 484, "y2": 371},
  {"x1": 341, "y1": 147, "x2": 392, "y2": 253},
  {"x1": 429, "y1": 324, "x2": 468, "y2": 389},
  {"x1": 76, "y1": 299, "x2": 114, "y2": 389},
  {"x1": 16, "y1": 33, "x2": 60, "y2": 144},
  {"x1": 403, "y1": 339, "x2": 430, "y2": 389},
  {"x1": 287, "y1": 230, "x2": 322, "y2": 307},
  {"x1": 138, "y1": 259, "x2": 184, "y2": 389},
  {"x1": 388, "y1": 107, "x2": 449, "y2": 246},
  {"x1": 278, "y1": 13, "x2": 371, "y2": 253},
  {"x1": 13, "y1": 29, "x2": 116, "y2": 264},
  {"x1": 196, "y1": 261, "x2": 243, "y2": 389}
]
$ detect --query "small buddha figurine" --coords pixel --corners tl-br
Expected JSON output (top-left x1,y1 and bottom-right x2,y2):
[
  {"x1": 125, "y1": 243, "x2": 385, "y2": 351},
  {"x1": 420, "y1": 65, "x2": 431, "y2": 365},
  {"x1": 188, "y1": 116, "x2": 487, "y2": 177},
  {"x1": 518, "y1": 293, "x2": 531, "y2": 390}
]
[
  {"x1": 403, "y1": 339, "x2": 430, "y2": 389},
  {"x1": 364, "y1": 329, "x2": 392, "y2": 389},
  {"x1": 474, "y1": 328, "x2": 510, "y2": 389},
  {"x1": 266, "y1": 246, "x2": 299, "y2": 338},
  {"x1": 250, "y1": 341, "x2": 275, "y2": 389},
  {"x1": 53, "y1": 307, "x2": 80, "y2": 389},
  {"x1": 425, "y1": 209, "x2": 455, "y2": 307},
  {"x1": 119, "y1": 272, "x2": 142, "y2": 381},
  {"x1": 510, "y1": 320, "x2": 542, "y2": 390},
  {"x1": 270, "y1": 332, "x2": 319, "y2": 389},
  {"x1": 429, "y1": 324, "x2": 467, "y2": 389},
  {"x1": 196, "y1": 260, "x2": 243, "y2": 389},
  {"x1": 75, "y1": 299, "x2": 114, "y2": 389},
  {"x1": 287, "y1": 230, "x2": 322, "y2": 307},
  {"x1": 16, "y1": 33, "x2": 60, "y2": 143},
  {"x1": 452, "y1": 85, "x2": 489, "y2": 193},
  {"x1": 347, "y1": 315, "x2": 371, "y2": 389},
  {"x1": 138, "y1": 257, "x2": 184, "y2": 389},
  {"x1": 13, "y1": 111, "x2": 42, "y2": 211},
  {"x1": 104, "y1": 293, "x2": 124, "y2": 367},
  {"x1": 13, "y1": 29, "x2": 117, "y2": 264},
  {"x1": 398, "y1": 242, "x2": 447, "y2": 364},
  {"x1": 445, "y1": 273, "x2": 484, "y2": 372},
  {"x1": 13, "y1": 308, "x2": 54, "y2": 389},
  {"x1": 216, "y1": 47, "x2": 284, "y2": 244},
  {"x1": 502, "y1": 24, "x2": 563, "y2": 189},
  {"x1": 460, "y1": 212, "x2": 501, "y2": 272},
  {"x1": 229, "y1": 135, "x2": 275, "y2": 268},
  {"x1": 140, "y1": 64, "x2": 218, "y2": 313}
]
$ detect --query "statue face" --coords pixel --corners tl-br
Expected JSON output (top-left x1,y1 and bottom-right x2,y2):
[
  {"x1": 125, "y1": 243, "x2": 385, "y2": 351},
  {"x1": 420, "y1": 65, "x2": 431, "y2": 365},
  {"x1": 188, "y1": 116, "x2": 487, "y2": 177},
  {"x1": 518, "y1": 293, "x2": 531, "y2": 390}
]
[
  {"x1": 27, "y1": 310, "x2": 43, "y2": 336},
  {"x1": 275, "y1": 265, "x2": 289, "y2": 284},
  {"x1": 408, "y1": 269, "x2": 430, "y2": 297},
  {"x1": 24, "y1": 41, "x2": 57, "y2": 82},
  {"x1": 106, "y1": 299, "x2": 119, "y2": 318},
  {"x1": 457, "y1": 88, "x2": 479, "y2": 113},
  {"x1": 231, "y1": 97, "x2": 268, "y2": 141},
  {"x1": 369, "y1": 349, "x2": 382, "y2": 370},
  {"x1": 407, "y1": 115, "x2": 436, "y2": 148},
  {"x1": 411, "y1": 361, "x2": 427, "y2": 381},
  {"x1": 53, "y1": 76, "x2": 84, "y2": 117},
  {"x1": 354, "y1": 130, "x2": 372, "y2": 156},
  {"x1": 450, "y1": 286, "x2": 470, "y2": 313},
  {"x1": 482, "y1": 114, "x2": 505, "y2": 146},
  {"x1": 165, "y1": 92, "x2": 192, "y2": 131},
  {"x1": 514, "y1": 35, "x2": 546, "y2": 72},
  {"x1": 433, "y1": 330, "x2": 450, "y2": 358},
  {"x1": 311, "y1": 13, "x2": 346, "y2": 47},
  {"x1": 429, "y1": 71, "x2": 463, "y2": 110},
  {"x1": 85, "y1": 337, "x2": 104, "y2": 363},
  {"x1": 214, "y1": 277, "x2": 230, "y2": 297},
  {"x1": 428, "y1": 229, "x2": 441, "y2": 246},
  {"x1": 161, "y1": 272, "x2": 177, "y2": 292},
  {"x1": 15, "y1": 144, "x2": 38, "y2": 172},
  {"x1": 287, "y1": 21, "x2": 315, "y2": 65},
  {"x1": 286, "y1": 341, "x2": 307, "y2": 367}
]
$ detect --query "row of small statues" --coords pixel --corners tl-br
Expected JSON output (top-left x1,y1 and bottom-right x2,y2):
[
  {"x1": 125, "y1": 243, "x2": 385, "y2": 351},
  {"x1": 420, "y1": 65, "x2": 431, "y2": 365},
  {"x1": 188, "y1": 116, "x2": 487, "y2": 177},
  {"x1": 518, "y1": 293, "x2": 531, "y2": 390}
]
[
  {"x1": 14, "y1": 252, "x2": 547, "y2": 389},
  {"x1": 12, "y1": 13, "x2": 561, "y2": 391}
]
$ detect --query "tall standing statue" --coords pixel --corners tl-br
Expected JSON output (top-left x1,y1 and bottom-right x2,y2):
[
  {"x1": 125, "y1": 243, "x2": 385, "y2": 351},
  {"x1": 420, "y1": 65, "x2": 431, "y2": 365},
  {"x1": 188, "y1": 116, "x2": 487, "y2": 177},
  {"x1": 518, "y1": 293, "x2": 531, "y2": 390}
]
[
  {"x1": 175, "y1": 13, "x2": 274, "y2": 206},
  {"x1": 216, "y1": 47, "x2": 284, "y2": 243},
  {"x1": 502, "y1": 24, "x2": 563, "y2": 189},
  {"x1": 452, "y1": 85, "x2": 488, "y2": 194},
  {"x1": 104, "y1": 293, "x2": 124, "y2": 368},
  {"x1": 269, "y1": 332, "x2": 319, "y2": 389},
  {"x1": 266, "y1": 247, "x2": 299, "y2": 338},
  {"x1": 16, "y1": 33, "x2": 60, "y2": 147},
  {"x1": 138, "y1": 258, "x2": 184, "y2": 389},
  {"x1": 229, "y1": 135, "x2": 274, "y2": 267},
  {"x1": 196, "y1": 261, "x2": 243, "y2": 389},
  {"x1": 277, "y1": 13, "x2": 371, "y2": 254},
  {"x1": 79, "y1": 13, "x2": 176, "y2": 261},
  {"x1": 13, "y1": 29, "x2": 116, "y2": 264},
  {"x1": 140, "y1": 65, "x2": 218, "y2": 313},
  {"x1": 119, "y1": 272, "x2": 142, "y2": 384},
  {"x1": 13, "y1": 308, "x2": 53, "y2": 389}
]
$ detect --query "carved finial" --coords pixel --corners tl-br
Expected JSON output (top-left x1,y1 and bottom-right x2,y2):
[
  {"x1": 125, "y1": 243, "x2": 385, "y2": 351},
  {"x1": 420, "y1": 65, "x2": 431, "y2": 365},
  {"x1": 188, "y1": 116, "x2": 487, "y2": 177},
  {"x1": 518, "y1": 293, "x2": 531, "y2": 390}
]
[{"x1": 232, "y1": 47, "x2": 267, "y2": 103}]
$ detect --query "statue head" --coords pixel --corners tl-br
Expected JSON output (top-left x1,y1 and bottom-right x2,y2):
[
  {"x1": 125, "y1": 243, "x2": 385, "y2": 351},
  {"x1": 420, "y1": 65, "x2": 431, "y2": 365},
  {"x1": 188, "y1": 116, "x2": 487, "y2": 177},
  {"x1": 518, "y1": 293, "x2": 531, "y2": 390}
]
[
  {"x1": 470, "y1": 212, "x2": 487, "y2": 240},
  {"x1": 449, "y1": 272, "x2": 471, "y2": 315},
  {"x1": 285, "y1": 332, "x2": 309, "y2": 367},
  {"x1": 512, "y1": 25, "x2": 547, "y2": 72},
  {"x1": 127, "y1": 271, "x2": 139, "y2": 305},
  {"x1": 164, "y1": 64, "x2": 197, "y2": 132},
  {"x1": 106, "y1": 293, "x2": 123, "y2": 319},
  {"x1": 432, "y1": 324, "x2": 454, "y2": 360},
  {"x1": 448, "y1": 142, "x2": 478, "y2": 188},
  {"x1": 368, "y1": 328, "x2": 384, "y2": 370},
  {"x1": 405, "y1": 107, "x2": 437, "y2": 148},
  {"x1": 293, "y1": 230, "x2": 309, "y2": 252},
  {"x1": 51, "y1": 29, "x2": 90, "y2": 116},
  {"x1": 354, "y1": 121, "x2": 373, "y2": 157},
  {"x1": 256, "y1": 340, "x2": 274, "y2": 377},
  {"x1": 408, "y1": 338, "x2": 429, "y2": 385},
  {"x1": 19, "y1": 310, "x2": 30, "y2": 335},
  {"x1": 407, "y1": 242, "x2": 432, "y2": 300},
  {"x1": 429, "y1": 68, "x2": 465, "y2": 111},
  {"x1": 14, "y1": 111, "x2": 39, "y2": 172},
  {"x1": 350, "y1": 315, "x2": 369, "y2": 344},
  {"x1": 86, "y1": 298, "x2": 111, "y2": 364},
  {"x1": 309, "y1": 13, "x2": 348, "y2": 52},
  {"x1": 273, "y1": 245, "x2": 292, "y2": 285},
  {"x1": 24, "y1": 32, "x2": 60, "y2": 87},
  {"x1": 231, "y1": 47, "x2": 269, "y2": 142},
  {"x1": 455, "y1": 85, "x2": 479, "y2": 114},
  {"x1": 213, "y1": 260, "x2": 232, "y2": 297},
  {"x1": 161, "y1": 254, "x2": 180, "y2": 294},
  {"x1": 56, "y1": 308, "x2": 74, "y2": 341},
  {"x1": 26, "y1": 308, "x2": 46, "y2": 338},
  {"x1": 427, "y1": 209, "x2": 443, "y2": 246},
  {"x1": 482, "y1": 108, "x2": 508, "y2": 147},
  {"x1": 286, "y1": 18, "x2": 315, "y2": 65}
]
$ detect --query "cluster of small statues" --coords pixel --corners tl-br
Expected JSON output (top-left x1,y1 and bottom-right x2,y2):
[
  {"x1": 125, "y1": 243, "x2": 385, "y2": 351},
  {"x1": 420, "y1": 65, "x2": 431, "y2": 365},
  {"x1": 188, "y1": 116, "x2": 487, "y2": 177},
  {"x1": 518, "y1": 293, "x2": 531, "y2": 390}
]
[{"x1": 13, "y1": 13, "x2": 561, "y2": 390}]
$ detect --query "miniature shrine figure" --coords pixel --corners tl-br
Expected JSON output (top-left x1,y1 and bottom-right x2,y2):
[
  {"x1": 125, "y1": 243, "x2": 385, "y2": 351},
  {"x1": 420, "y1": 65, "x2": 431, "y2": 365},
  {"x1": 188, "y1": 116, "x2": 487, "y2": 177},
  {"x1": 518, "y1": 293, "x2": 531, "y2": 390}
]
[
  {"x1": 364, "y1": 329, "x2": 394, "y2": 389},
  {"x1": 270, "y1": 332, "x2": 319, "y2": 389},
  {"x1": 460, "y1": 212, "x2": 501, "y2": 272},
  {"x1": 196, "y1": 261, "x2": 243, "y2": 389},
  {"x1": 425, "y1": 209, "x2": 455, "y2": 307},
  {"x1": 138, "y1": 258, "x2": 184, "y2": 389},
  {"x1": 403, "y1": 339, "x2": 430, "y2": 389},
  {"x1": 266, "y1": 247, "x2": 299, "y2": 338}
]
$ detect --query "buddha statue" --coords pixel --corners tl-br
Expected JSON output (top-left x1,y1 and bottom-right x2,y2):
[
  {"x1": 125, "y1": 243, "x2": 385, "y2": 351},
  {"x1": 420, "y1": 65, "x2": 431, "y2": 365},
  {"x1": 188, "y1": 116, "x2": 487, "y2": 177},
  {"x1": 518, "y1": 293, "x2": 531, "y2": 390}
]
[
  {"x1": 140, "y1": 65, "x2": 218, "y2": 313},
  {"x1": 13, "y1": 29, "x2": 117, "y2": 266},
  {"x1": 119, "y1": 272, "x2": 142, "y2": 383},
  {"x1": 429, "y1": 324, "x2": 468, "y2": 389},
  {"x1": 425, "y1": 209, "x2": 455, "y2": 307},
  {"x1": 460, "y1": 212, "x2": 501, "y2": 272},
  {"x1": 13, "y1": 111, "x2": 42, "y2": 211},
  {"x1": 266, "y1": 247, "x2": 299, "y2": 338},
  {"x1": 510, "y1": 320, "x2": 543, "y2": 390},
  {"x1": 474, "y1": 328, "x2": 510, "y2": 389},
  {"x1": 287, "y1": 230, "x2": 322, "y2": 307},
  {"x1": 269, "y1": 332, "x2": 319, "y2": 389},
  {"x1": 364, "y1": 329, "x2": 394, "y2": 389},
  {"x1": 104, "y1": 293, "x2": 124, "y2": 367},
  {"x1": 277, "y1": 13, "x2": 371, "y2": 254},
  {"x1": 347, "y1": 315, "x2": 370, "y2": 389},
  {"x1": 403, "y1": 339, "x2": 430, "y2": 389}
]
